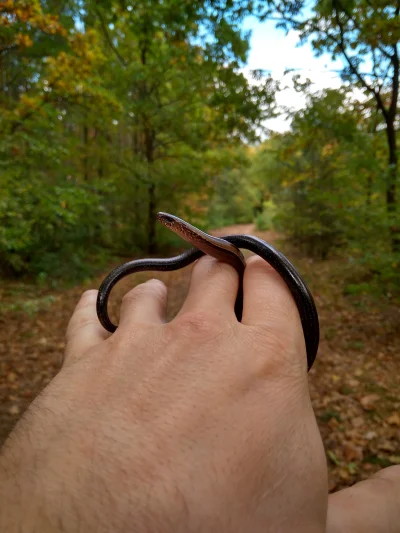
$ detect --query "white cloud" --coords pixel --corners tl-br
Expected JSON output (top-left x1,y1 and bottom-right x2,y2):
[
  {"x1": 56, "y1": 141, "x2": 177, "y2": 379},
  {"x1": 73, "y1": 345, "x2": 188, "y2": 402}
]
[{"x1": 242, "y1": 18, "x2": 349, "y2": 133}]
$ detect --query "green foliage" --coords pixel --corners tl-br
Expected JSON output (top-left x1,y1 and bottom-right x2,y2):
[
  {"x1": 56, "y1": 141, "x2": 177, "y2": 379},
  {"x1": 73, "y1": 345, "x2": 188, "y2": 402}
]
[
  {"x1": 1, "y1": 0, "x2": 398, "y2": 300},
  {"x1": 261, "y1": 0, "x2": 400, "y2": 256},
  {"x1": 207, "y1": 147, "x2": 255, "y2": 227},
  {"x1": 2, "y1": 294, "x2": 56, "y2": 317},
  {"x1": 0, "y1": 0, "x2": 277, "y2": 280},
  {"x1": 248, "y1": 85, "x2": 400, "y2": 293},
  {"x1": 255, "y1": 201, "x2": 277, "y2": 231},
  {"x1": 0, "y1": 171, "x2": 110, "y2": 279}
]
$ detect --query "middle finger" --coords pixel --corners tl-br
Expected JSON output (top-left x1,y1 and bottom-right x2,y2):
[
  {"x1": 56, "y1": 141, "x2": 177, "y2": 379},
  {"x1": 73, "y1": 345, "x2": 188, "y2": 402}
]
[{"x1": 176, "y1": 255, "x2": 239, "y2": 320}]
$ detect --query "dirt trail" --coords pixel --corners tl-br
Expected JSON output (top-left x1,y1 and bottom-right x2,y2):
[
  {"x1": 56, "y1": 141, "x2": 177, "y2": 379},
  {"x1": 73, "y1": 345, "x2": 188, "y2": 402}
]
[
  {"x1": 211, "y1": 223, "x2": 256, "y2": 236},
  {"x1": 1, "y1": 225, "x2": 399, "y2": 491}
]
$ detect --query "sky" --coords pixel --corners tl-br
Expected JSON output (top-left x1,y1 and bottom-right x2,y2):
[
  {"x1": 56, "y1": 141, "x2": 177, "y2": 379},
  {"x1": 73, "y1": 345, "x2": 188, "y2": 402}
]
[{"x1": 242, "y1": 16, "x2": 346, "y2": 133}]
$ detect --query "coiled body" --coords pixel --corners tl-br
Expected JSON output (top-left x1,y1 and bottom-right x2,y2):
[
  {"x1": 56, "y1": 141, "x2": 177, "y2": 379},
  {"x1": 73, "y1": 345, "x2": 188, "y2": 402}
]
[{"x1": 96, "y1": 213, "x2": 319, "y2": 370}]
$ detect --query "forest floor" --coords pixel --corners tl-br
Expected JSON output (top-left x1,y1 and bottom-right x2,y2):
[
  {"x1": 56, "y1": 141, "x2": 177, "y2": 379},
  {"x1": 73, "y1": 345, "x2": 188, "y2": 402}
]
[{"x1": 1, "y1": 224, "x2": 399, "y2": 492}]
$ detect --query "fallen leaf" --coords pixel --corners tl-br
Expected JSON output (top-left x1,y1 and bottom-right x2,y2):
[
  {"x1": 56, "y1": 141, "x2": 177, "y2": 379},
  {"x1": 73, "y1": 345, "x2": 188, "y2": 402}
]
[
  {"x1": 343, "y1": 442, "x2": 363, "y2": 462},
  {"x1": 362, "y1": 463, "x2": 374, "y2": 471},
  {"x1": 387, "y1": 413, "x2": 400, "y2": 426},
  {"x1": 327, "y1": 450, "x2": 341, "y2": 466},
  {"x1": 9, "y1": 405, "x2": 20, "y2": 416},
  {"x1": 347, "y1": 462, "x2": 358, "y2": 475},
  {"x1": 360, "y1": 394, "x2": 380, "y2": 410},
  {"x1": 7, "y1": 372, "x2": 17, "y2": 383},
  {"x1": 328, "y1": 417, "x2": 340, "y2": 429},
  {"x1": 378, "y1": 441, "x2": 396, "y2": 452},
  {"x1": 348, "y1": 379, "x2": 359, "y2": 388},
  {"x1": 352, "y1": 416, "x2": 364, "y2": 428}
]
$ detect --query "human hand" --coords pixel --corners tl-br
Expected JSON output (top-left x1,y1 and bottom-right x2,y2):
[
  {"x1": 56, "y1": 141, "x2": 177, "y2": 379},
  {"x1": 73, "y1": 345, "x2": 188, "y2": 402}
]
[
  {"x1": 0, "y1": 255, "x2": 328, "y2": 533},
  {"x1": 327, "y1": 465, "x2": 400, "y2": 533}
]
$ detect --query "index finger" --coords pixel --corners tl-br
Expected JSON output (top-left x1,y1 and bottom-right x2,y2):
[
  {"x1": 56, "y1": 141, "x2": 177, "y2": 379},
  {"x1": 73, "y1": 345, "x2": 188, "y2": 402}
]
[{"x1": 64, "y1": 290, "x2": 110, "y2": 365}]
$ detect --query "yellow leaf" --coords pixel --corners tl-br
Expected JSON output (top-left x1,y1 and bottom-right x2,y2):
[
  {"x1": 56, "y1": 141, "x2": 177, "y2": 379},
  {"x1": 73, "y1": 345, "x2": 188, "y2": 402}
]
[{"x1": 16, "y1": 33, "x2": 33, "y2": 48}]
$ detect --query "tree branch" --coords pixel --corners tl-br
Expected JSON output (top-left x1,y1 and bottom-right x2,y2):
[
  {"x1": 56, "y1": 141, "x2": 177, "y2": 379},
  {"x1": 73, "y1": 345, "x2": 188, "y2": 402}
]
[
  {"x1": 332, "y1": 0, "x2": 388, "y2": 121},
  {"x1": 10, "y1": 96, "x2": 49, "y2": 134},
  {"x1": 95, "y1": 8, "x2": 128, "y2": 66},
  {"x1": 267, "y1": 1, "x2": 394, "y2": 124},
  {"x1": 335, "y1": 0, "x2": 392, "y2": 61},
  {"x1": 0, "y1": 44, "x2": 18, "y2": 56},
  {"x1": 388, "y1": 44, "x2": 399, "y2": 121}
]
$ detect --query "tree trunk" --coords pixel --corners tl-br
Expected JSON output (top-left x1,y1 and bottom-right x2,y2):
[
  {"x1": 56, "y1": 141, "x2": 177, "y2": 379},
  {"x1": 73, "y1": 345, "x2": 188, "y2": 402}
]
[
  {"x1": 366, "y1": 117, "x2": 378, "y2": 208},
  {"x1": 385, "y1": 118, "x2": 399, "y2": 252},
  {"x1": 145, "y1": 126, "x2": 157, "y2": 254},
  {"x1": 83, "y1": 122, "x2": 89, "y2": 181},
  {"x1": 147, "y1": 182, "x2": 156, "y2": 254}
]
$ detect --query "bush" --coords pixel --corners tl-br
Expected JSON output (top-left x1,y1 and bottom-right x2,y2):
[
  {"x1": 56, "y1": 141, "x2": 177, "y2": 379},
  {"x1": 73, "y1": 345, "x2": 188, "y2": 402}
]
[
  {"x1": 254, "y1": 200, "x2": 277, "y2": 231},
  {"x1": 0, "y1": 173, "x2": 110, "y2": 280}
]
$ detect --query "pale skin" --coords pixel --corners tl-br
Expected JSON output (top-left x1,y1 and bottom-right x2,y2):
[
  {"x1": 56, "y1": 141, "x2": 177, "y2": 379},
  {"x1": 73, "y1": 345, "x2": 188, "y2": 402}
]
[{"x1": 0, "y1": 256, "x2": 399, "y2": 533}]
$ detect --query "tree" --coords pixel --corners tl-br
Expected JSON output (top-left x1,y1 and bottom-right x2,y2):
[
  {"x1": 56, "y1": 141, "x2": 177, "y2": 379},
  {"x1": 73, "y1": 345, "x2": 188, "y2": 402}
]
[
  {"x1": 90, "y1": 0, "x2": 277, "y2": 252},
  {"x1": 0, "y1": 1, "x2": 118, "y2": 276},
  {"x1": 251, "y1": 88, "x2": 382, "y2": 258},
  {"x1": 259, "y1": 0, "x2": 400, "y2": 250},
  {"x1": 0, "y1": 0, "x2": 278, "y2": 278}
]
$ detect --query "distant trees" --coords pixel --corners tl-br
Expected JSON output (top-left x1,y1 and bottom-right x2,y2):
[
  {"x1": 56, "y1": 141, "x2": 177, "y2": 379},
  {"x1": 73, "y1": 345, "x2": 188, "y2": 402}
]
[
  {"x1": 2, "y1": 0, "x2": 398, "y2": 296},
  {"x1": 0, "y1": 0, "x2": 275, "y2": 278},
  {"x1": 245, "y1": 86, "x2": 398, "y2": 291},
  {"x1": 260, "y1": 0, "x2": 400, "y2": 250}
]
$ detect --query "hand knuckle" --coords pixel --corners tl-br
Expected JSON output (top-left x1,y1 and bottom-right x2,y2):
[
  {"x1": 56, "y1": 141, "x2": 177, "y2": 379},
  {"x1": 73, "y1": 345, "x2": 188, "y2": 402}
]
[
  {"x1": 66, "y1": 316, "x2": 96, "y2": 340},
  {"x1": 171, "y1": 310, "x2": 223, "y2": 339},
  {"x1": 122, "y1": 285, "x2": 145, "y2": 303},
  {"x1": 248, "y1": 325, "x2": 301, "y2": 376}
]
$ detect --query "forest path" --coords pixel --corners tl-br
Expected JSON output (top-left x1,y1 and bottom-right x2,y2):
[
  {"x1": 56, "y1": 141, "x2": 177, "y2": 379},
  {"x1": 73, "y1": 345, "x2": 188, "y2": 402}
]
[{"x1": 1, "y1": 224, "x2": 399, "y2": 491}]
